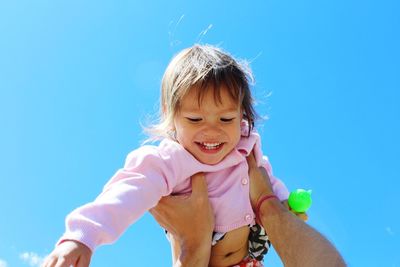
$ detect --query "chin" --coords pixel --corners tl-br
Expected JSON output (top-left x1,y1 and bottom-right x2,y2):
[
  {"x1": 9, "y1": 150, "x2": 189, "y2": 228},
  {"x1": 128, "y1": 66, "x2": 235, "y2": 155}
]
[
  {"x1": 198, "y1": 154, "x2": 226, "y2": 165},
  {"x1": 202, "y1": 159, "x2": 221, "y2": 165}
]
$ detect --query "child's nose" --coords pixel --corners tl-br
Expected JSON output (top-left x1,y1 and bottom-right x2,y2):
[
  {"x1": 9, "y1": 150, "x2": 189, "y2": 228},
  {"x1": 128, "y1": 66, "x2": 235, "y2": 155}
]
[{"x1": 201, "y1": 123, "x2": 222, "y2": 137}]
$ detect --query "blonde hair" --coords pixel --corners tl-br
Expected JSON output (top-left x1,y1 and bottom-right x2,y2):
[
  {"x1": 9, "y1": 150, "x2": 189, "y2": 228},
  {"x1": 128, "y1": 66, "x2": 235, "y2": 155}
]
[{"x1": 144, "y1": 44, "x2": 258, "y2": 142}]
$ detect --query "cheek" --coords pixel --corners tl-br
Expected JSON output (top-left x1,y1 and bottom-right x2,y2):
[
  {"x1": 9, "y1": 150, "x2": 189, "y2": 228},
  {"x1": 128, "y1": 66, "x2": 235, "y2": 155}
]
[
  {"x1": 224, "y1": 123, "x2": 241, "y2": 143},
  {"x1": 175, "y1": 126, "x2": 193, "y2": 144},
  {"x1": 233, "y1": 124, "x2": 242, "y2": 143},
  {"x1": 233, "y1": 132, "x2": 241, "y2": 144}
]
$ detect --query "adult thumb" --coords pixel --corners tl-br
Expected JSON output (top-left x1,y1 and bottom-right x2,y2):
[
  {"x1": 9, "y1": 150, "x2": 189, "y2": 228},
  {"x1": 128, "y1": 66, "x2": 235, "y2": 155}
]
[
  {"x1": 246, "y1": 149, "x2": 257, "y2": 169},
  {"x1": 190, "y1": 172, "x2": 208, "y2": 197}
]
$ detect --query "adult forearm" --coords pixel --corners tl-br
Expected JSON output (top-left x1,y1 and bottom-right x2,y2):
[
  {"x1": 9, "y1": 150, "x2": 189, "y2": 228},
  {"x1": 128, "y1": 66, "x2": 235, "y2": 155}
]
[
  {"x1": 169, "y1": 233, "x2": 211, "y2": 267},
  {"x1": 174, "y1": 241, "x2": 211, "y2": 267},
  {"x1": 259, "y1": 198, "x2": 346, "y2": 267}
]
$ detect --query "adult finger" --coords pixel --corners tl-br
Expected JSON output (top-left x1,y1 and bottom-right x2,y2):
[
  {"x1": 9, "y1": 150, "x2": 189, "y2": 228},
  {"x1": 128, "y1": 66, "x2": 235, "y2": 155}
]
[
  {"x1": 149, "y1": 201, "x2": 167, "y2": 219},
  {"x1": 76, "y1": 256, "x2": 91, "y2": 267},
  {"x1": 154, "y1": 194, "x2": 188, "y2": 210},
  {"x1": 155, "y1": 195, "x2": 175, "y2": 208},
  {"x1": 149, "y1": 206, "x2": 169, "y2": 230},
  {"x1": 41, "y1": 256, "x2": 55, "y2": 267},
  {"x1": 296, "y1": 213, "x2": 309, "y2": 222},
  {"x1": 246, "y1": 150, "x2": 257, "y2": 169},
  {"x1": 150, "y1": 195, "x2": 186, "y2": 221},
  {"x1": 190, "y1": 172, "x2": 208, "y2": 198},
  {"x1": 54, "y1": 257, "x2": 68, "y2": 267}
]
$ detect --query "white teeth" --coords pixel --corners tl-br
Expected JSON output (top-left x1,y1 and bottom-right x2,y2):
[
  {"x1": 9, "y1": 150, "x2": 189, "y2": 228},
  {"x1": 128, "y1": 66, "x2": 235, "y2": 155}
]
[
  {"x1": 200, "y1": 142, "x2": 222, "y2": 149},
  {"x1": 203, "y1": 142, "x2": 221, "y2": 147}
]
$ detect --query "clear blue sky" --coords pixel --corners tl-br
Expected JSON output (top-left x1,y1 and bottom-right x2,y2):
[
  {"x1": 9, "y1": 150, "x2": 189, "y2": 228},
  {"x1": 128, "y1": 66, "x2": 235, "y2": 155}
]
[{"x1": 1, "y1": 1, "x2": 399, "y2": 266}]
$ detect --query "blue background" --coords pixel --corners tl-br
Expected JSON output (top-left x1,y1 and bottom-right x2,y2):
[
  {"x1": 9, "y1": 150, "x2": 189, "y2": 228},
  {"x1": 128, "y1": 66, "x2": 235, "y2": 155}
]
[{"x1": 0, "y1": 1, "x2": 399, "y2": 266}]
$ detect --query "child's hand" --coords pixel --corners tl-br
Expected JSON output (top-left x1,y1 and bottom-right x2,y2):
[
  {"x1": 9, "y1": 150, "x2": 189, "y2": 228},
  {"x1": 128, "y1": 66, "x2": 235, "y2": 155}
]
[
  {"x1": 282, "y1": 200, "x2": 309, "y2": 221},
  {"x1": 42, "y1": 240, "x2": 92, "y2": 267}
]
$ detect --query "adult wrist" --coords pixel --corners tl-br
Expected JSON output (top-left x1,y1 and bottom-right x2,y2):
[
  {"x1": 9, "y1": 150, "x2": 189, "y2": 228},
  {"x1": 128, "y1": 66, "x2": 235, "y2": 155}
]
[
  {"x1": 257, "y1": 195, "x2": 288, "y2": 221},
  {"x1": 178, "y1": 239, "x2": 211, "y2": 267}
]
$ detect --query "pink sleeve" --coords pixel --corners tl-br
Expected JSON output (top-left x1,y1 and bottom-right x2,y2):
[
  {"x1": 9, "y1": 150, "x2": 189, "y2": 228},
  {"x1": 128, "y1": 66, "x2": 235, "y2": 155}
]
[{"x1": 58, "y1": 146, "x2": 177, "y2": 252}]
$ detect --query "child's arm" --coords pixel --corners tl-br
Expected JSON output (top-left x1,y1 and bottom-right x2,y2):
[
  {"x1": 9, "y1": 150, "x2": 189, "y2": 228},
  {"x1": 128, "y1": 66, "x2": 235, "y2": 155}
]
[
  {"x1": 42, "y1": 240, "x2": 91, "y2": 267},
  {"x1": 55, "y1": 146, "x2": 178, "y2": 254}
]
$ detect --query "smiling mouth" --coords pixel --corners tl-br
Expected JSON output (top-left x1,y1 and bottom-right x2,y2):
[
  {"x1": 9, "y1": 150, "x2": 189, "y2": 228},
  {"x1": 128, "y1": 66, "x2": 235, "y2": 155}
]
[{"x1": 196, "y1": 142, "x2": 224, "y2": 151}]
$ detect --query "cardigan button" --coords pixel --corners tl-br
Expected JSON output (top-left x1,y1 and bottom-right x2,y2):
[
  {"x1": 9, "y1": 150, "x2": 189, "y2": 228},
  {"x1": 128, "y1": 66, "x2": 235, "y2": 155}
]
[
  {"x1": 241, "y1": 178, "x2": 248, "y2": 185},
  {"x1": 245, "y1": 214, "x2": 252, "y2": 221}
]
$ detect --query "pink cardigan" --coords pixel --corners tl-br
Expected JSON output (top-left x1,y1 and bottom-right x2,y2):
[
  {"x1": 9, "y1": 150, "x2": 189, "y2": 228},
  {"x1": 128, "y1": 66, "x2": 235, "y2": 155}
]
[{"x1": 59, "y1": 130, "x2": 289, "y2": 251}]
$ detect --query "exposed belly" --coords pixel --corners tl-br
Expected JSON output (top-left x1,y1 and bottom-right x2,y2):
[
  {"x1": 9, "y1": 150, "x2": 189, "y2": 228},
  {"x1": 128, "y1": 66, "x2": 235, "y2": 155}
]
[{"x1": 209, "y1": 226, "x2": 250, "y2": 267}]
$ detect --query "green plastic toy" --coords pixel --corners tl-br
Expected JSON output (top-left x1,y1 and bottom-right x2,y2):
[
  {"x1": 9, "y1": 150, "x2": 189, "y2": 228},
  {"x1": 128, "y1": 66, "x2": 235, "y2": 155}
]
[{"x1": 288, "y1": 189, "x2": 312, "y2": 213}]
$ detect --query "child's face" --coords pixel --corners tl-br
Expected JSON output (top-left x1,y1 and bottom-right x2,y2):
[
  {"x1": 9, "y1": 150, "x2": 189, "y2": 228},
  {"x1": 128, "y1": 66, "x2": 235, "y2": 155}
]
[{"x1": 174, "y1": 86, "x2": 242, "y2": 165}]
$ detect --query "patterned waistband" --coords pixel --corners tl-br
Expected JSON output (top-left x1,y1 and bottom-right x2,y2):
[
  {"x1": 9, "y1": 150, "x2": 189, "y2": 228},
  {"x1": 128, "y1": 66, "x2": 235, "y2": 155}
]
[{"x1": 231, "y1": 257, "x2": 264, "y2": 267}]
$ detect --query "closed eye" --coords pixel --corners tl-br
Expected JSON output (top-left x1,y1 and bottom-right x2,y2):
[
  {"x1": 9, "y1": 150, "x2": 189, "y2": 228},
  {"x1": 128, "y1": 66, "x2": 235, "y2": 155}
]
[
  {"x1": 186, "y1": 117, "x2": 202, "y2": 122},
  {"x1": 220, "y1": 118, "x2": 235, "y2": 122}
]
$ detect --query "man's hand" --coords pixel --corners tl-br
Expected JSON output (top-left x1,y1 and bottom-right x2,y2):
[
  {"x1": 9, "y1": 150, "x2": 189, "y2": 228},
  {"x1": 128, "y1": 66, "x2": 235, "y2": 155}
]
[
  {"x1": 150, "y1": 172, "x2": 214, "y2": 267},
  {"x1": 246, "y1": 151, "x2": 275, "y2": 210},
  {"x1": 247, "y1": 151, "x2": 308, "y2": 221},
  {"x1": 150, "y1": 172, "x2": 214, "y2": 244},
  {"x1": 246, "y1": 151, "x2": 345, "y2": 266}
]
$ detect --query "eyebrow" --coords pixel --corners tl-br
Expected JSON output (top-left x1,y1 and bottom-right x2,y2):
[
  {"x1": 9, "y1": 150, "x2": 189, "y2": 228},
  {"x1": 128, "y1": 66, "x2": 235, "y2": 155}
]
[{"x1": 182, "y1": 107, "x2": 239, "y2": 113}]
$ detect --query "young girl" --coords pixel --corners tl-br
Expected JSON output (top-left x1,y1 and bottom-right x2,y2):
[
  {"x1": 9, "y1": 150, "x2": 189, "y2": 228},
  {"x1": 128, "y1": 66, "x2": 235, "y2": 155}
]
[{"x1": 44, "y1": 44, "x2": 290, "y2": 267}]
